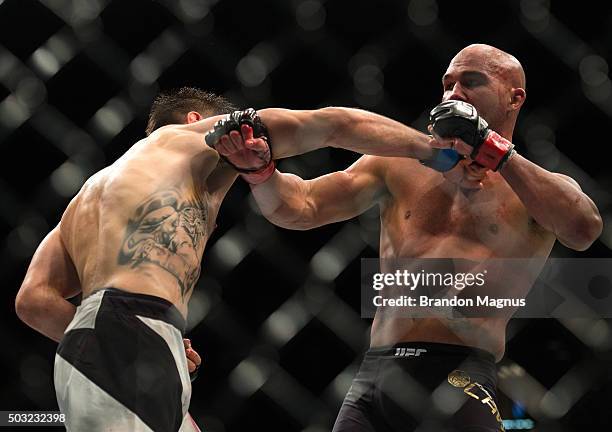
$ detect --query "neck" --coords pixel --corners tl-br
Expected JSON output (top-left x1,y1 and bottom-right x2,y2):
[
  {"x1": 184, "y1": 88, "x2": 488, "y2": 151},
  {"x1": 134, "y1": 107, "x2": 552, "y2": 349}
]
[
  {"x1": 495, "y1": 118, "x2": 516, "y2": 141},
  {"x1": 498, "y1": 128, "x2": 514, "y2": 141}
]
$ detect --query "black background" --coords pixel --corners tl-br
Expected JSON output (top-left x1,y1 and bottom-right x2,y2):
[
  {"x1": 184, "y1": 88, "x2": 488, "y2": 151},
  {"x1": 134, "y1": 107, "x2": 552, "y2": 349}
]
[{"x1": 1, "y1": 0, "x2": 611, "y2": 430}]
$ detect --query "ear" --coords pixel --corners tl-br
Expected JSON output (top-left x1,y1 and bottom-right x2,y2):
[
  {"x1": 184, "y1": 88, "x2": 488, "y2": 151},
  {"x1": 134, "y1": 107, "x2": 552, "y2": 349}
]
[
  {"x1": 186, "y1": 111, "x2": 203, "y2": 124},
  {"x1": 509, "y1": 87, "x2": 526, "y2": 111}
]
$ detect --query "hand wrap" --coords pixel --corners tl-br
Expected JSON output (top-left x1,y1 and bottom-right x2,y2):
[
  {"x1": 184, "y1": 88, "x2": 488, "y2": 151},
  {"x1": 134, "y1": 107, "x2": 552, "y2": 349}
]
[
  {"x1": 205, "y1": 108, "x2": 275, "y2": 183},
  {"x1": 429, "y1": 100, "x2": 515, "y2": 171}
]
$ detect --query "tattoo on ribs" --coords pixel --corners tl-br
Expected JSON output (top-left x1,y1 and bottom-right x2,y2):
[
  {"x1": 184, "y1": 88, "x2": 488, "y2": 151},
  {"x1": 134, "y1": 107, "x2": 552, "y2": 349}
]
[{"x1": 117, "y1": 189, "x2": 207, "y2": 299}]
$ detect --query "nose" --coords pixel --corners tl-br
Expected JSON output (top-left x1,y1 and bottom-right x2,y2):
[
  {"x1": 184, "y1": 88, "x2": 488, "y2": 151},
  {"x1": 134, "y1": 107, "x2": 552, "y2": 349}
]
[{"x1": 444, "y1": 83, "x2": 467, "y2": 102}]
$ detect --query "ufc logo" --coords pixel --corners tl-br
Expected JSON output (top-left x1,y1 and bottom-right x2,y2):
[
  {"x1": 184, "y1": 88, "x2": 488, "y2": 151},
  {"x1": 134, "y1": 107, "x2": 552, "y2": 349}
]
[{"x1": 394, "y1": 348, "x2": 427, "y2": 357}]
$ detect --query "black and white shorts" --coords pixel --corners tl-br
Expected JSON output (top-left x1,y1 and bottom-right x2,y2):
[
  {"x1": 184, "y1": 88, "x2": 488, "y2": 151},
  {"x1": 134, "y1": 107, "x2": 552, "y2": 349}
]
[{"x1": 54, "y1": 288, "x2": 200, "y2": 432}]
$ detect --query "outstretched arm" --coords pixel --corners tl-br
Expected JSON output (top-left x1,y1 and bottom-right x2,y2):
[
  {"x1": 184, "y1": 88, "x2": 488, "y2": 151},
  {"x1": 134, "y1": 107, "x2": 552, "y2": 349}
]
[
  {"x1": 257, "y1": 107, "x2": 435, "y2": 159},
  {"x1": 15, "y1": 226, "x2": 81, "y2": 342},
  {"x1": 206, "y1": 107, "x2": 443, "y2": 185}
]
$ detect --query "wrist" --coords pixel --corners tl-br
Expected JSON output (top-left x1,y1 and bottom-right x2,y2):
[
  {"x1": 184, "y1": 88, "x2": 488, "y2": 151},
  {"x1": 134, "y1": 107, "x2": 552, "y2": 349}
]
[
  {"x1": 190, "y1": 363, "x2": 200, "y2": 382},
  {"x1": 473, "y1": 130, "x2": 515, "y2": 171},
  {"x1": 416, "y1": 135, "x2": 437, "y2": 160},
  {"x1": 241, "y1": 161, "x2": 276, "y2": 185},
  {"x1": 498, "y1": 148, "x2": 518, "y2": 174},
  {"x1": 420, "y1": 148, "x2": 462, "y2": 172}
]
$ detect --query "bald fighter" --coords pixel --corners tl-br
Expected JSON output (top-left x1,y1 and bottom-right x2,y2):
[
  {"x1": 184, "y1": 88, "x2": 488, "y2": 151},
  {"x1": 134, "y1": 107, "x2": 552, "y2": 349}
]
[
  {"x1": 207, "y1": 45, "x2": 603, "y2": 431},
  {"x1": 15, "y1": 88, "x2": 449, "y2": 431}
]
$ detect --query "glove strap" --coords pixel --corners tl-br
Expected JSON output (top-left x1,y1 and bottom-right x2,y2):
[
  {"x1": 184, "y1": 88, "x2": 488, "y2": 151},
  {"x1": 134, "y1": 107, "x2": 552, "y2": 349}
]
[
  {"x1": 473, "y1": 131, "x2": 514, "y2": 171},
  {"x1": 420, "y1": 148, "x2": 463, "y2": 172},
  {"x1": 190, "y1": 363, "x2": 200, "y2": 382},
  {"x1": 241, "y1": 160, "x2": 276, "y2": 184}
]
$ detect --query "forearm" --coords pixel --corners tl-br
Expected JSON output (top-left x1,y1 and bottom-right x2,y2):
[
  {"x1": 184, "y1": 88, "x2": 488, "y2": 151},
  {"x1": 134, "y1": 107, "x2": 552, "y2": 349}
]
[
  {"x1": 16, "y1": 226, "x2": 81, "y2": 342},
  {"x1": 258, "y1": 107, "x2": 435, "y2": 159},
  {"x1": 250, "y1": 170, "x2": 312, "y2": 229},
  {"x1": 500, "y1": 153, "x2": 602, "y2": 250},
  {"x1": 16, "y1": 288, "x2": 76, "y2": 342}
]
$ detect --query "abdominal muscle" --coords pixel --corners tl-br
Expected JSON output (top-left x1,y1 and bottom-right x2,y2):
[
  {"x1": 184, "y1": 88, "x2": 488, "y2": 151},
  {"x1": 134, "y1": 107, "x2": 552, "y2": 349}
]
[
  {"x1": 372, "y1": 228, "x2": 540, "y2": 362},
  {"x1": 371, "y1": 315, "x2": 508, "y2": 361}
]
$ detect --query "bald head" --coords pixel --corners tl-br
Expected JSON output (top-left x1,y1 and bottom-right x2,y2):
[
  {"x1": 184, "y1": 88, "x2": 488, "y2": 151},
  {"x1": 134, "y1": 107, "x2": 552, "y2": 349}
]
[
  {"x1": 442, "y1": 44, "x2": 526, "y2": 137},
  {"x1": 451, "y1": 44, "x2": 526, "y2": 89}
]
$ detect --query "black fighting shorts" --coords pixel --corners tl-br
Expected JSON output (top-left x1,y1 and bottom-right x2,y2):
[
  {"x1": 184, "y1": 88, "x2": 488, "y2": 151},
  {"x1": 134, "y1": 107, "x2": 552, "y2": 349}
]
[
  {"x1": 333, "y1": 342, "x2": 504, "y2": 432},
  {"x1": 54, "y1": 288, "x2": 200, "y2": 432}
]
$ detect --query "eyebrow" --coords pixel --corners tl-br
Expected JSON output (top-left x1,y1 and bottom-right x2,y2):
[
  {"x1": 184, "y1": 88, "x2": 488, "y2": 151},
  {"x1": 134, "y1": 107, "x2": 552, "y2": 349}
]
[{"x1": 442, "y1": 70, "x2": 488, "y2": 84}]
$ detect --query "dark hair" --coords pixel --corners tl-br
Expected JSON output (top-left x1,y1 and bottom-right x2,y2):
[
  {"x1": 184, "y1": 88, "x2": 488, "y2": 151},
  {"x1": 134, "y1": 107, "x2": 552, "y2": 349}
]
[{"x1": 145, "y1": 87, "x2": 237, "y2": 136}]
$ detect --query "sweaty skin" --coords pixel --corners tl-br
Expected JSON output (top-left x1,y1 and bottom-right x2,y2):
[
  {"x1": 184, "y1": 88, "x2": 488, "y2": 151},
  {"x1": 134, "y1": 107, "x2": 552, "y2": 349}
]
[
  {"x1": 373, "y1": 44, "x2": 541, "y2": 359},
  {"x1": 235, "y1": 44, "x2": 602, "y2": 361},
  {"x1": 59, "y1": 118, "x2": 235, "y2": 317},
  {"x1": 372, "y1": 156, "x2": 553, "y2": 360},
  {"x1": 62, "y1": 109, "x2": 435, "y2": 317},
  {"x1": 17, "y1": 106, "x2": 439, "y2": 341}
]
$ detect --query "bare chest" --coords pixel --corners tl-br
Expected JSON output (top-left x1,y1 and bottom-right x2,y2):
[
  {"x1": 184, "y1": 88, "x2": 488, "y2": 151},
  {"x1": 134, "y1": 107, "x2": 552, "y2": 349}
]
[{"x1": 381, "y1": 171, "x2": 551, "y2": 257}]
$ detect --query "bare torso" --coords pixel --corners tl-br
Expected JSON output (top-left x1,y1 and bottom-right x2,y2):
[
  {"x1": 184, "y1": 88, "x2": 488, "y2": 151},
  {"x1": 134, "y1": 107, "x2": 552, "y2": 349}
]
[
  {"x1": 372, "y1": 157, "x2": 556, "y2": 360},
  {"x1": 59, "y1": 121, "x2": 236, "y2": 318}
]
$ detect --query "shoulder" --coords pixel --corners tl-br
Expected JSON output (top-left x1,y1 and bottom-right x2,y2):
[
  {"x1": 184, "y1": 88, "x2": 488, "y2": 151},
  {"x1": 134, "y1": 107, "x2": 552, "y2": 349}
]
[
  {"x1": 347, "y1": 154, "x2": 432, "y2": 184},
  {"x1": 346, "y1": 154, "x2": 394, "y2": 175},
  {"x1": 59, "y1": 164, "x2": 112, "y2": 227},
  {"x1": 144, "y1": 126, "x2": 218, "y2": 158},
  {"x1": 148, "y1": 125, "x2": 198, "y2": 144},
  {"x1": 374, "y1": 155, "x2": 432, "y2": 184}
]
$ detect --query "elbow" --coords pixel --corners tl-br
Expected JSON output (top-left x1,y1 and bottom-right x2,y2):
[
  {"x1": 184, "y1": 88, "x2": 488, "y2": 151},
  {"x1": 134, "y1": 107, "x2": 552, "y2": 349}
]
[
  {"x1": 268, "y1": 199, "x2": 318, "y2": 231},
  {"x1": 273, "y1": 213, "x2": 318, "y2": 232},
  {"x1": 561, "y1": 211, "x2": 604, "y2": 251},
  {"x1": 15, "y1": 284, "x2": 49, "y2": 327},
  {"x1": 15, "y1": 288, "x2": 37, "y2": 325},
  {"x1": 265, "y1": 214, "x2": 315, "y2": 231},
  {"x1": 274, "y1": 220, "x2": 315, "y2": 231},
  {"x1": 292, "y1": 196, "x2": 319, "y2": 230}
]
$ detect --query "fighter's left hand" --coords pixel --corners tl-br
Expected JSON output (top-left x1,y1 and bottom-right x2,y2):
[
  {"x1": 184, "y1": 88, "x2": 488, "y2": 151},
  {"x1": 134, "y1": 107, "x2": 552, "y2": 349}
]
[
  {"x1": 184, "y1": 338, "x2": 202, "y2": 378},
  {"x1": 428, "y1": 125, "x2": 474, "y2": 157}
]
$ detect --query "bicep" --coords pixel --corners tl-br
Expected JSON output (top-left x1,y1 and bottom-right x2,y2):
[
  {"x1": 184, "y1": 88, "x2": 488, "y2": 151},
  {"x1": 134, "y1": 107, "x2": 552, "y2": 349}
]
[
  {"x1": 305, "y1": 156, "x2": 386, "y2": 227},
  {"x1": 259, "y1": 108, "x2": 338, "y2": 159},
  {"x1": 20, "y1": 226, "x2": 81, "y2": 300}
]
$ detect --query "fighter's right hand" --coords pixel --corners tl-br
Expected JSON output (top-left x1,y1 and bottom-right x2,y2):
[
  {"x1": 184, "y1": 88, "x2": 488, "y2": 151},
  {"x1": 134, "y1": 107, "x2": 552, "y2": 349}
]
[
  {"x1": 183, "y1": 338, "x2": 202, "y2": 382},
  {"x1": 205, "y1": 108, "x2": 276, "y2": 184},
  {"x1": 429, "y1": 100, "x2": 515, "y2": 171}
]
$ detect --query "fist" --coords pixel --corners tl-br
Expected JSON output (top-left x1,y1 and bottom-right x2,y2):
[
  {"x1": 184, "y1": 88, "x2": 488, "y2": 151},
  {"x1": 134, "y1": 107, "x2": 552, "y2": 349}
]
[
  {"x1": 429, "y1": 100, "x2": 488, "y2": 154},
  {"x1": 205, "y1": 108, "x2": 272, "y2": 172},
  {"x1": 216, "y1": 124, "x2": 272, "y2": 171},
  {"x1": 428, "y1": 125, "x2": 475, "y2": 157},
  {"x1": 183, "y1": 338, "x2": 202, "y2": 380},
  {"x1": 428, "y1": 100, "x2": 514, "y2": 171}
]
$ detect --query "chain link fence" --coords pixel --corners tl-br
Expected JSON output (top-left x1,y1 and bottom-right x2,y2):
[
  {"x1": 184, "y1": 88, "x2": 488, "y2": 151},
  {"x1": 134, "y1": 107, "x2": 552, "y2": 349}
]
[{"x1": 1, "y1": 0, "x2": 611, "y2": 430}]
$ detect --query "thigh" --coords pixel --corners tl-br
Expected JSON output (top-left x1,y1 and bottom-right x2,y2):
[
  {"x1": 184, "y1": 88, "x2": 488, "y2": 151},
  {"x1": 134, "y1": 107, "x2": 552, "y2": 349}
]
[
  {"x1": 333, "y1": 357, "x2": 386, "y2": 432},
  {"x1": 56, "y1": 312, "x2": 186, "y2": 432},
  {"x1": 451, "y1": 383, "x2": 505, "y2": 432},
  {"x1": 55, "y1": 353, "x2": 154, "y2": 432},
  {"x1": 333, "y1": 399, "x2": 378, "y2": 432}
]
